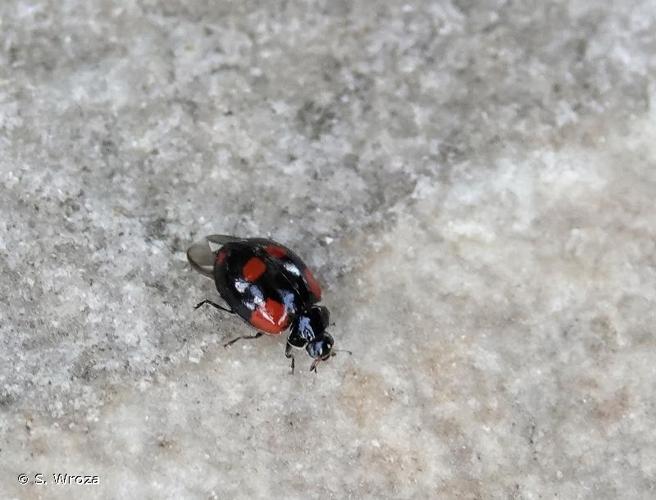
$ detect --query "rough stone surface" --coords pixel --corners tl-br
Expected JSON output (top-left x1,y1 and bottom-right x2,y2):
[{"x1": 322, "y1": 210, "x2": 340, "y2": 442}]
[{"x1": 1, "y1": 1, "x2": 655, "y2": 498}]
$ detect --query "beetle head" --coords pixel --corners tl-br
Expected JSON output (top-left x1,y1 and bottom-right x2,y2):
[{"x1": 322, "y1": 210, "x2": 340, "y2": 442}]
[
  {"x1": 290, "y1": 306, "x2": 334, "y2": 370},
  {"x1": 307, "y1": 332, "x2": 334, "y2": 371}
]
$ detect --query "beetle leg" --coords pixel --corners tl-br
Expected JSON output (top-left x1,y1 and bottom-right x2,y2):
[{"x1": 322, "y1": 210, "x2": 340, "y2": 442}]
[
  {"x1": 194, "y1": 299, "x2": 234, "y2": 314},
  {"x1": 285, "y1": 342, "x2": 296, "y2": 375},
  {"x1": 223, "y1": 332, "x2": 263, "y2": 348}
]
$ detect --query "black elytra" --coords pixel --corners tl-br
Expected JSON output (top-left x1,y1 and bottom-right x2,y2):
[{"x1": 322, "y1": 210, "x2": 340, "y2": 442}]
[{"x1": 187, "y1": 234, "x2": 341, "y2": 372}]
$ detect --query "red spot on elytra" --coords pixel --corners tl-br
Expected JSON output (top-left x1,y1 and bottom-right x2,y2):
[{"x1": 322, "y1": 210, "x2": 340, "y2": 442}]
[
  {"x1": 249, "y1": 298, "x2": 288, "y2": 334},
  {"x1": 304, "y1": 268, "x2": 322, "y2": 300},
  {"x1": 243, "y1": 257, "x2": 266, "y2": 281},
  {"x1": 265, "y1": 244, "x2": 287, "y2": 259}
]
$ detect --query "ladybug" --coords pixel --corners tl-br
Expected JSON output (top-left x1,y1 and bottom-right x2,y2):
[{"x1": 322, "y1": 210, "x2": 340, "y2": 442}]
[{"x1": 187, "y1": 234, "x2": 343, "y2": 373}]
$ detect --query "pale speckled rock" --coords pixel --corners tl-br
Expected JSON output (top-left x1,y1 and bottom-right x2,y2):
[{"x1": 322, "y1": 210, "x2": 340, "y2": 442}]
[{"x1": 1, "y1": 1, "x2": 655, "y2": 499}]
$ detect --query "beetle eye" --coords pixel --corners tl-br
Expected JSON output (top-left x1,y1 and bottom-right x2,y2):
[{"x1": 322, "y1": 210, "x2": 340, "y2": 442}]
[
  {"x1": 306, "y1": 334, "x2": 333, "y2": 360},
  {"x1": 321, "y1": 344, "x2": 333, "y2": 360},
  {"x1": 306, "y1": 341, "x2": 320, "y2": 358}
]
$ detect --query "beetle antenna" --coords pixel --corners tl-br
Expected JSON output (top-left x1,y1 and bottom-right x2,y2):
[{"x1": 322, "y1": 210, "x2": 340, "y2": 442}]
[{"x1": 331, "y1": 349, "x2": 352, "y2": 356}]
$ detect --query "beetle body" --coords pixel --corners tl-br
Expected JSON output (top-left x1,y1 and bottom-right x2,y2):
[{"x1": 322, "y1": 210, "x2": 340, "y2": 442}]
[{"x1": 187, "y1": 235, "x2": 334, "y2": 371}]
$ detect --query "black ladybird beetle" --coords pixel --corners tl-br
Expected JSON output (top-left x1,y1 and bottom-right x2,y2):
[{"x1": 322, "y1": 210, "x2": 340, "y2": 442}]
[{"x1": 187, "y1": 234, "x2": 344, "y2": 373}]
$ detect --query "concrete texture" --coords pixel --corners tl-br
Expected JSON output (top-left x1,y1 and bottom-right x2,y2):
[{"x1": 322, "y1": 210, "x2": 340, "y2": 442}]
[{"x1": 1, "y1": 1, "x2": 655, "y2": 498}]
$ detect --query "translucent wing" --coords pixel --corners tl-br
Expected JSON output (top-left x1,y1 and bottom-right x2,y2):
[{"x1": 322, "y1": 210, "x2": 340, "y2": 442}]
[{"x1": 187, "y1": 234, "x2": 242, "y2": 278}]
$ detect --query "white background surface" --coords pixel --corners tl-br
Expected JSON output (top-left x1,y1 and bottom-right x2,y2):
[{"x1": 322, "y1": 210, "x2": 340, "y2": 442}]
[{"x1": 1, "y1": 1, "x2": 655, "y2": 498}]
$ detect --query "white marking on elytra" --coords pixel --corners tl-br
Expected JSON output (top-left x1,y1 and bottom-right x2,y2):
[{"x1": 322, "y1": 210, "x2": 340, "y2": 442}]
[
  {"x1": 235, "y1": 278, "x2": 249, "y2": 293},
  {"x1": 250, "y1": 284, "x2": 264, "y2": 305},
  {"x1": 280, "y1": 290, "x2": 297, "y2": 314}
]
